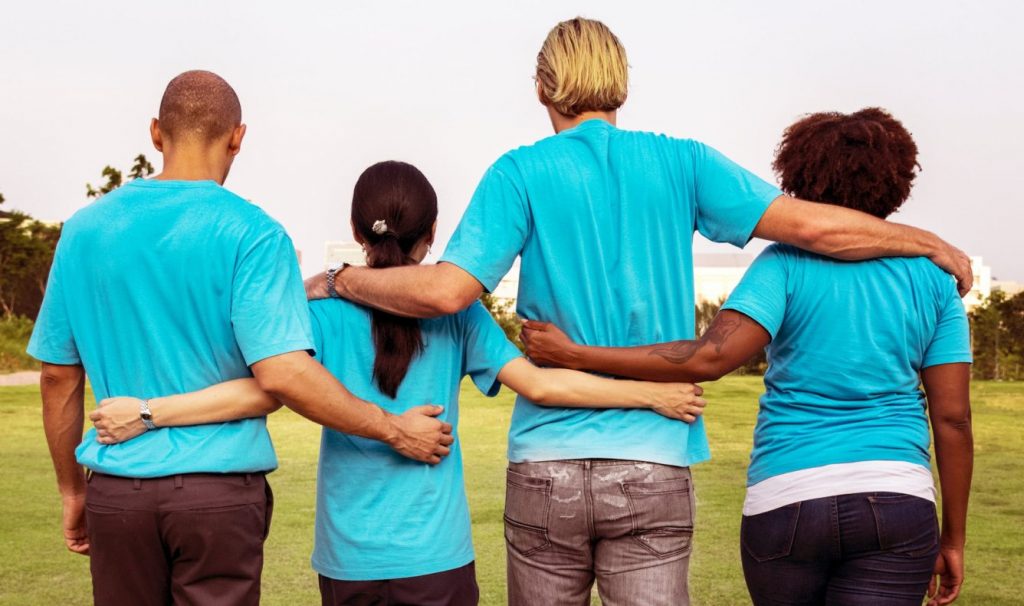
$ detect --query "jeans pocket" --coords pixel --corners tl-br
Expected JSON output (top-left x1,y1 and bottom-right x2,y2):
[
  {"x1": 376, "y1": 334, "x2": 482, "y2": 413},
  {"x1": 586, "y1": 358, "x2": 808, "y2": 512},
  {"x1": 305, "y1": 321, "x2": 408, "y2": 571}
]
[
  {"x1": 741, "y1": 502, "x2": 801, "y2": 563},
  {"x1": 869, "y1": 493, "x2": 939, "y2": 558},
  {"x1": 503, "y1": 468, "x2": 552, "y2": 557},
  {"x1": 622, "y1": 476, "x2": 694, "y2": 558}
]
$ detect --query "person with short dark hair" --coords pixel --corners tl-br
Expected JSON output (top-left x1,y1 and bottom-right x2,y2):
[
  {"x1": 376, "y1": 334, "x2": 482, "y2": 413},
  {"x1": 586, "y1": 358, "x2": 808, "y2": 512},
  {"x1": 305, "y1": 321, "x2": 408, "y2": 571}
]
[
  {"x1": 523, "y1": 107, "x2": 973, "y2": 606},
  {"x1": 305, "y1": 19, "x2": 973, "y2": 606},
  {"x1": 92, "y1": 160, "x2": 709, "y2": 605},
  {"x1": 29, "y1": 71, "x2": 454, "y2": 606}
]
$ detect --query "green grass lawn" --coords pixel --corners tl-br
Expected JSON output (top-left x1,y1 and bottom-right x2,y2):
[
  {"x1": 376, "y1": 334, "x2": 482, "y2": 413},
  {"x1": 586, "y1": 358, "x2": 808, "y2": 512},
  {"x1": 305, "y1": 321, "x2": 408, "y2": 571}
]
[{"x1": 1, "y1": 377, "x2": 1021, "y2": 605}]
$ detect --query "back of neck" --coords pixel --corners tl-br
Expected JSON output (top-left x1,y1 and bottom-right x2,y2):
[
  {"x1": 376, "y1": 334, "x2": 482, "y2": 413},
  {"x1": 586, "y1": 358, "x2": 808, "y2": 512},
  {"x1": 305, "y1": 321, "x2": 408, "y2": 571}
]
[{"x1": 155, "y1": 147, "x2": 230, "y2": 184}]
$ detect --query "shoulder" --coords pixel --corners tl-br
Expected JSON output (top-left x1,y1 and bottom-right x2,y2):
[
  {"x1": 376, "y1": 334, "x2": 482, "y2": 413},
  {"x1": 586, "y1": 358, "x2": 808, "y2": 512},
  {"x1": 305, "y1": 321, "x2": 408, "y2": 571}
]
[{"x1": 308, "y1": 298, "x2": 369, "y2": 324}]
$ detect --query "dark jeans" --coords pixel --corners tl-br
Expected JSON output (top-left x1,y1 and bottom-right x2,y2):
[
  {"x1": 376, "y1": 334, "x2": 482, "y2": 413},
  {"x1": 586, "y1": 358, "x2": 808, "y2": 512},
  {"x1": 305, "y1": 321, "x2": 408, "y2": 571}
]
[
  {"x1": 86, "y1": 471, "x2": 273, "y2": 606},
  {"x1": 741, "y1": 492, "x2": 939, "y2": 606},
  {"x1": 318, "y1": 562, "x2": 479, "y2": 606}
]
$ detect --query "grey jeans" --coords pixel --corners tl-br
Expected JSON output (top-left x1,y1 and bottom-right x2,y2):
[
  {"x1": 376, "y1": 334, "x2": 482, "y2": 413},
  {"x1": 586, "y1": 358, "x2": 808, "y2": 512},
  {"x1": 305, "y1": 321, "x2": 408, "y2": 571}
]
[{"x1": 505, "y1": 460, "x2": 695, "y2": 606}]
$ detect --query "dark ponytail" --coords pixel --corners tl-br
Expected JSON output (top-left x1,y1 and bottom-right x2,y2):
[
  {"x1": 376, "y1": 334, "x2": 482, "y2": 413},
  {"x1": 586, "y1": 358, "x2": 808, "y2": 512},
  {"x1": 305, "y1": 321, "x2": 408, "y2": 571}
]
[{"x1": 351, "y1": 161, "x2": 438, "y2": 398}]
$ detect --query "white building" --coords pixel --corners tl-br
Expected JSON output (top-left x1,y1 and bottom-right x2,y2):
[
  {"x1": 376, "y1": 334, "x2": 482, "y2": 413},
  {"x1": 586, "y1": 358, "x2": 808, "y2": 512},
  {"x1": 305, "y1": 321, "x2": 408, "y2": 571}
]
[
  {"x1": 992, "y1": 280, "x2": 1024, "y2": 298},
  {"x1": 693, "y1": 254, "x2": 752, "y2": 304},
  {"x1": 323, "y1": 241, "x2": 366, "y2": 270},
  {"x1": 963, "y1": 256, "x2": 992, "y2": 311}
]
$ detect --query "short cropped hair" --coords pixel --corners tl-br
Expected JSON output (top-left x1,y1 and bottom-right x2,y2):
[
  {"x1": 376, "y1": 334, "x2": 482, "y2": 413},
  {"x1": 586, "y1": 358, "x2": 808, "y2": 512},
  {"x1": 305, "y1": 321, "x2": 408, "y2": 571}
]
[
  {"x1": 535, "y1": 18, "x2": 628, "y2": 117},
  {"x1": 772, "y1": 107, "x2": 919, "y2": 219},
  {"x1": 158, "y1": 70, "x2": 241, "y2": 143}
]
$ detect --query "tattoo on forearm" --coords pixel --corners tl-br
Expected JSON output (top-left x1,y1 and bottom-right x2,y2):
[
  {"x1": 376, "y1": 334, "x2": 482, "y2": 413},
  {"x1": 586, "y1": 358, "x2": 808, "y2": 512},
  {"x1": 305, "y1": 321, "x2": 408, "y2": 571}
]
[{"x1": 649, "y1": 314, "x2": 746, "y2": 364}]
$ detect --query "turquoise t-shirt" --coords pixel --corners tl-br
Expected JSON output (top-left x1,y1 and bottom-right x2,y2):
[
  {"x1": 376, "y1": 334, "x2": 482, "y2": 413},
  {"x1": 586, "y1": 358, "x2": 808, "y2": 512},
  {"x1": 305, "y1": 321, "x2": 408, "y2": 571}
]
[
  {"x1": 308, "y1": 299, "x2": 521, "y2": 581},
  {"x1": 440, "y1": 119, "x2": 782, "y2": 466},
  {"x1": 721, "y1": 244, "x2": 972, "y2": 485},
  {"x1": 27, "y1": 179, "x2": 314, "y2": 477}
]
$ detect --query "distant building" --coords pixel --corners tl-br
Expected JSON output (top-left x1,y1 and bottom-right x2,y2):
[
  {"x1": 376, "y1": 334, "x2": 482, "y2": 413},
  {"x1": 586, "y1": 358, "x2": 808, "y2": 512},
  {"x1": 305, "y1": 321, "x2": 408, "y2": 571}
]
[
  {"x1": 693, "y1": 253, "x2": 752, "y2": 304},
  {"x1": 992, "y1": 279, "x2": 1024, "y2": 298},
  {"x1": 963, "y1": 256, "x2": 992, "y2": 311},
  {"x1": 323, "y1": 241, "x2": 365, "y2": 270}
]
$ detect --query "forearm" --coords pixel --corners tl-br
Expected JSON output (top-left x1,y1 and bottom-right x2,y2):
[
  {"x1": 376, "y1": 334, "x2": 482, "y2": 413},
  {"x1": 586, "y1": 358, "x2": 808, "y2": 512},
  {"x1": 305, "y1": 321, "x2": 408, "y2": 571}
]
[
  {"x1": 516, "y1": 366, "x2": 660, "y2": 408},
  {"x1": 568, "y1": 343, "x2": 724, "y2": 383},
  {"x1": 334, "y1": 262, "x2": 482, "y2": 318},
  {"x1": 754, "y1": 196, "x2": 943, "y2": 260},
  {"x1": 149, "y1": 378, "x2": 280, "y2": 427},
  {"x1": 40, "y1": 364, "x2": 87, "y2": 497},
  {"x1": 252, "y1": 352, "x2": 396, "y2": 444},
  {"x1": 933, "y1": 417, "x2": 973, "y2": 547}
]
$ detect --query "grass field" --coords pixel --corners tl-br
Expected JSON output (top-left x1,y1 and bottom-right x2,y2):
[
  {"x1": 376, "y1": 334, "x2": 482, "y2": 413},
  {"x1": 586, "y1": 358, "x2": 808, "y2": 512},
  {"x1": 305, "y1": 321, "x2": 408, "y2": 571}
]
[{"x1": 1, "y1": 377, "x2": 1021, "y2": 605}]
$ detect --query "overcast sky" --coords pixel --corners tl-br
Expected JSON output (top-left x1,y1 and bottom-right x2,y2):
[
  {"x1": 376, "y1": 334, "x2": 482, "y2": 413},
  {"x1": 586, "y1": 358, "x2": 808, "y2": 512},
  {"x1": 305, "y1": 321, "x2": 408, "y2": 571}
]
[{"x1": 2, "y1": 0, "x2": 1021, "y2": 280}]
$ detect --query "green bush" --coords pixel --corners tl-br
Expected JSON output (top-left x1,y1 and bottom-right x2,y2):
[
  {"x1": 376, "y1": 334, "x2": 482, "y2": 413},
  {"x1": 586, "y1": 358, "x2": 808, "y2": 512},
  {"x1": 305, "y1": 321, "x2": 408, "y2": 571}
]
[{"x1": 0, "y1": 315, "x2": 38, "y2": 372}]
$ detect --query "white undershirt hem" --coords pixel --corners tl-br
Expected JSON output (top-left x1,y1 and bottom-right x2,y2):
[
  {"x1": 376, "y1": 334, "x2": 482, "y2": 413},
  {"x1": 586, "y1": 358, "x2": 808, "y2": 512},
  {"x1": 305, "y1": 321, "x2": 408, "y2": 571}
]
[{"x1": 743, "y1": 460, "x2": 935, "y2": 516}]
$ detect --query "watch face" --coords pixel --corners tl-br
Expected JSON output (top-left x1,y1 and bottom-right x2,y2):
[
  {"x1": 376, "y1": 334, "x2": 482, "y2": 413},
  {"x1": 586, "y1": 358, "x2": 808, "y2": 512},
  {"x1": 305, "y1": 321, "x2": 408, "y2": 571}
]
[{"x1": 141, "y1": 412, "x2": 153, "y2": 420}]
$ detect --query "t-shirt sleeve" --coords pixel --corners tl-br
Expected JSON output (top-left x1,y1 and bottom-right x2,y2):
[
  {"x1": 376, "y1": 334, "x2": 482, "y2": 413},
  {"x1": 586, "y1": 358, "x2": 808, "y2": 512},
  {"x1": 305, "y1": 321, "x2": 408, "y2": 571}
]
[
  {"x1": 231, "y1": 224, "x2": 316, "y2": 366},
  {"x1": 691, "y1": 142, "x2": 783, "y2": 247},
  {"x1": 461, "y1": 302, "x2": 524, "y2": 396},
  {"x1": 922, "y1": 278, "x2": 973, "y2": 368},
  {"x1": 308, "y1": 303, "x2": 326, "y2": 364},
  {"x1": 439, "y1": 162, "x2": 529, "y2": 293},
  {"x1": 720, "y1": 245, "x2": 790, "y2": 339},
  {"x1": 26, "y1": 242, "x2": 80, "y2": 365}
]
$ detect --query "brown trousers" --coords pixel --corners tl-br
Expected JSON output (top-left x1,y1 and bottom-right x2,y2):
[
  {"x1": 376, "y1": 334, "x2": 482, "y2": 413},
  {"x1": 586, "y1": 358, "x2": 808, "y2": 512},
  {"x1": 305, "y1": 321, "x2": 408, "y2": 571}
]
[
  {"x1": 318, "y1": 562, "x2": 479, "y2": 606},
  {"x1": 86, "y1": 471, "x2": 273, "y2": 606}
]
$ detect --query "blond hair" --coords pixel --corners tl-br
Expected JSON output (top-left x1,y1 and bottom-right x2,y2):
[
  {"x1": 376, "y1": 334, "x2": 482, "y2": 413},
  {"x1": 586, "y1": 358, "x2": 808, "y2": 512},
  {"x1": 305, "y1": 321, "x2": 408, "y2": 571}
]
[{"x1": 535, "y1": 18, "x2": 628, "y2": 117}]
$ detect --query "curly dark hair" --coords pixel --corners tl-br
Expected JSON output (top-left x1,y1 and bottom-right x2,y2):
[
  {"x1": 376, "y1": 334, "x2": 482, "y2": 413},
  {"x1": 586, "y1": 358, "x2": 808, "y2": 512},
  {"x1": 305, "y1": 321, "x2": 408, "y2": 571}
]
[{"x1": 772, "y1": 107, "x2": 919, "y2": 218}]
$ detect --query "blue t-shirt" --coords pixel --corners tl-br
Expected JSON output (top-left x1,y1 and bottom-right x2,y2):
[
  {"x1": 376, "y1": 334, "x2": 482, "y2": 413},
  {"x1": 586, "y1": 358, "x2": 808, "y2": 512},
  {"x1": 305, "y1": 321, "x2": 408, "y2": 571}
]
[
  {"x1": 721, "y1": 244, "x2": 972, "y2": 485},
  {"x1": 440, "y1": 119, "x2": 781, "y2": 466},
  {"x1": 308, "y1": 299, "x2": 521, "y2": 581},
  {"x1": 27, "y1": 179, "x2": 314, "y2": 477}
]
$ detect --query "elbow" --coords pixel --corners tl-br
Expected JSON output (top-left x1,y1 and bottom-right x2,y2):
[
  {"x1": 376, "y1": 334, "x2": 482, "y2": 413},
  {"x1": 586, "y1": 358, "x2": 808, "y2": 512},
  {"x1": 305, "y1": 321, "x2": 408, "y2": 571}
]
[
  {"x1": 430, "y1": 290, "x2": 473, "y2": 316},
  {"x1": 934, "y1": 410, "x2": 973, "y2": 434},
  {"x1": 40, "y1": 362, "x2": 83, "y2": 387}
]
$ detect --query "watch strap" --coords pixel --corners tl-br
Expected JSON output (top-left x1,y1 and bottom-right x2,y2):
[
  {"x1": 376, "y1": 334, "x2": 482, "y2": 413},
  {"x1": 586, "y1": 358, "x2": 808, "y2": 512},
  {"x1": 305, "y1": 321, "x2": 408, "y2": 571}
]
[{"x1": 139, "y1": 399, "x2": 157, "y2": 431}]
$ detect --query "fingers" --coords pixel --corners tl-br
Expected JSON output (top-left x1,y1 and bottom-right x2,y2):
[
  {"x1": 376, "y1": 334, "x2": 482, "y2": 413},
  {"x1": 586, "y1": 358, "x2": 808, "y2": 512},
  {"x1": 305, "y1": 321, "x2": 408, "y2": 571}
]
[
  {"x1": 439, "y1": 422, "x2": 453, "y2": 434},
  {"x1": 440, "y1": 434, "x2": 455, "y2": 446},
  {"x1": 409, "y1": 404, "x2": 444, "y2": 417},
  {"x1": 434, "y1": 445, "x2": 451, "y2": 457},
  {"x1": 521, "y1": 320, "x2": 550, "y2": 331},
  {"x1": 692, "y1": 384, "x2": 704, "y2": 397},
  {"x1": 88, "y1": 409, "x2": 102, "y2": 422}
]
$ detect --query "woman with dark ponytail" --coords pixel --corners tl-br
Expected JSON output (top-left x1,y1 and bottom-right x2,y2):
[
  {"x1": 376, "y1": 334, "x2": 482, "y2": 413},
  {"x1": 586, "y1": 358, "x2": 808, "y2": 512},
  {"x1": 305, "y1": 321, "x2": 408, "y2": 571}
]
[
  {"x1": 90, "y1": 160, "x2": 707, "y2": 605},
  {"x1": 304, "y1": 161, "x2": 706, "y2": 604}
]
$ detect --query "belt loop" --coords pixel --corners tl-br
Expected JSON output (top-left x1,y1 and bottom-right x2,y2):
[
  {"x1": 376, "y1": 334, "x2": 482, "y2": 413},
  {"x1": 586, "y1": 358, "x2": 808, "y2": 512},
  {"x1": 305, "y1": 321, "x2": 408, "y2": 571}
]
[
  {"x1": 174, "y1": 475, "x2": 184, "y2": 489},
  {"x1": 132, "y1": 478, "x2": 142, "y2": 490},
  {"x1": 244, "y1": 473, "x2": 252, "y2": 486}
]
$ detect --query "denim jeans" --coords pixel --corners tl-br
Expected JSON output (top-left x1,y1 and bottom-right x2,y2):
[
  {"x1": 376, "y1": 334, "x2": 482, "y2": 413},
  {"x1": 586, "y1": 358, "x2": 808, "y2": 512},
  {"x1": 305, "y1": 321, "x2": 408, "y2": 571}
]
[
  {"x1": 504, "y1": 460, "x2": 695, "y2": 606},
  {"x1": 741, "y1": 492, "x2": 939, "y2": 606}
]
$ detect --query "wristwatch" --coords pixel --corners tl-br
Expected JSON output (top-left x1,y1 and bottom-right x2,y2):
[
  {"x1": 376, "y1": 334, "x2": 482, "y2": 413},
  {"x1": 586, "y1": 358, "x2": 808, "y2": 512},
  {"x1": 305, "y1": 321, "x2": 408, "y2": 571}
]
[
  {"x1": 139, "y1": 399, "x2": 157, "y2": 431},
  {"x1": 325, "y1": 262, "x2": 350, "y2": 299}
]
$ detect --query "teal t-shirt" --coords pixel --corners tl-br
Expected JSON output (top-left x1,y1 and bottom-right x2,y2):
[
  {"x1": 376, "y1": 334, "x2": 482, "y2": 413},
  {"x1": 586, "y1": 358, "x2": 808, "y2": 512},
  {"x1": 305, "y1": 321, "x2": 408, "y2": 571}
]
[
  {"x1": 721, "y1": 244, "x2": 973, "y2": 485},
  {"x1": 308, "y1": 299, "x2": 521, "y2": 581},
  {"x1": 27, "y1": 179, "x2": 314, "y2": 477},
  {"x1": 440, "y1": 119, "x2": 782, "y2": 466}
]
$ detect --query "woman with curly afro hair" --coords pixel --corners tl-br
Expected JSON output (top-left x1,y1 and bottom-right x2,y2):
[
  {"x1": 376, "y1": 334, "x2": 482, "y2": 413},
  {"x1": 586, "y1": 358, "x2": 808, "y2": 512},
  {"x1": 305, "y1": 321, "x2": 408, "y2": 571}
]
[{"x1": 520, "y1": 108, "x2": 973, "y2": 606}]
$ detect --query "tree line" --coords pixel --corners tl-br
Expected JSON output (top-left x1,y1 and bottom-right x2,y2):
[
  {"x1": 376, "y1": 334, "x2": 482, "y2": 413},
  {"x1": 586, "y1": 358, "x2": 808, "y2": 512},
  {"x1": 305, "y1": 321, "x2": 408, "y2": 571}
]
[{"x1": 1, "y1": 157, "x2": 1021, "y2": 380}]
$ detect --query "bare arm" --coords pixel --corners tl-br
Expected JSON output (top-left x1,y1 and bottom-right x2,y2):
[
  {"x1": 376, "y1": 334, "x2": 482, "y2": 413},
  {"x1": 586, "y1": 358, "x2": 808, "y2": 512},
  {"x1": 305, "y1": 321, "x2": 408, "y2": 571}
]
[
  {"x1": 305, "y1": 262, "x2": 484, "y2": 318},
  {"x1": 496, "y1": 357, "x2": 706, "y2": 422},
  {"x1": 89, "y1": 378, "x2": 280, "y2": 445},
  {"x1": 251, "y1": 351, "x2": 454, "y2": 464},
  {"x1": 921, "y1": 363, "x2": 973, "y2": 606},
  {"x1": 522, "y1": 310, "x2": 770, "y2": 383},
  {"x1": 753, "y1": 196, "x2": 973, "y2": 295},
  {"x1": 40, "y1": 362, "x2": 89, "y2": 555}
]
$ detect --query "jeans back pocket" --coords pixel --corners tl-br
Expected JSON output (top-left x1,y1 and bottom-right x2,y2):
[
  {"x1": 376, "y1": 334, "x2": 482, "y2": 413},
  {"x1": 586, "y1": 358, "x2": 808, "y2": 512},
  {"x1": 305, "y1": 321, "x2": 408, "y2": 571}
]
[
  {"x1": 504, "y1": 468, "x2": 552, "y2": 557},
  {"x1": 868, "y1": 493, "x2": 939, "y2": 558},
  {"x1": 622, "y1": 476, "x2": 694, "y2": 558},
  {"x1": 741, "y1": 502, "x2": 801, "y2": 563}
]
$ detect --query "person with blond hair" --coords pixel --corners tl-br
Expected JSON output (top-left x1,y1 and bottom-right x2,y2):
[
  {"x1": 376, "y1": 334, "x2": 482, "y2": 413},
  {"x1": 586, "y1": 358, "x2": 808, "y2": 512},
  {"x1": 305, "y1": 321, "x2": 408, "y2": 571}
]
[{"x1": 306, "y1": 18, "x2": 973, "y2": 605}]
